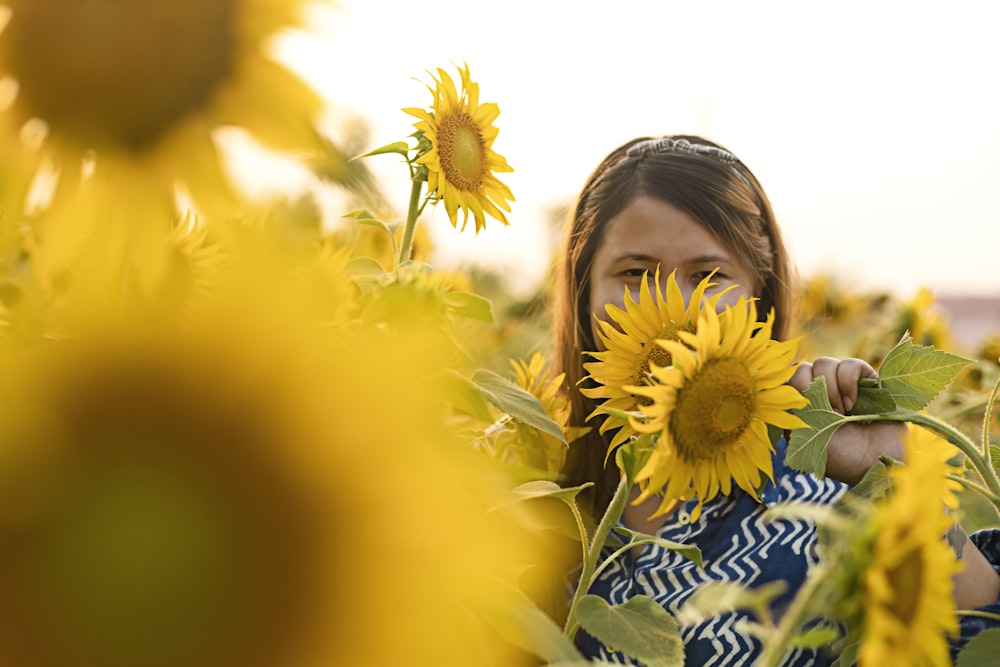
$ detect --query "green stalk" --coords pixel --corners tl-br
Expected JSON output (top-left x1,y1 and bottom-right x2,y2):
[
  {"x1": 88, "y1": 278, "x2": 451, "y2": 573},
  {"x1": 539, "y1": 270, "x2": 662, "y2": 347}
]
[
  {"x1": 755, "y1": 565, "x2": 828, "y2": 667},
  {"x1": 565, "y1": 501, "x2": 591, "y2": 569},
  {"x1": 904, "y1": 412, "x2": 1000, "y2": 501},
  {"x1": 946, "y1": 474, "x2": 1000, "y2": 506},
  {"x1": 396, "y1": 178, "x2": 424, "y2": 267},
  {"x1": 982, "y1": 375, "x2": 1000, "y2": 469},
  {"x1": 563, "y1": 474, "x2": 630, "y2": 639},
  {"x1": 855, "y1": 411, "x2": 1000, "y2": 510}
]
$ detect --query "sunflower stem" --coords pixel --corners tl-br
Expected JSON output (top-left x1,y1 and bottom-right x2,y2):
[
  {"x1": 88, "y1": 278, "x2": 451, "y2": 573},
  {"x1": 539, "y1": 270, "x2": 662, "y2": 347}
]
[
  {"x1": 867, "y1": 411, "x2": 1000, "y2": 511},
  {"x1": 565, "y1": 501, "x2": 591, "y2": 572},
  {"x1": 396, "y1": 178, "x2": 424, "y2": 268},
  {"x1": 563, "y1": 473, "x2": 630, "y2": 639},
  {"x1": 982, "y1": 375, "x2": 1000, "y2": 469},
  {"x1": 755, "y1": 564, "x2": 828, "y2": 667},
  {"x1": 946, "y1": 473, "x2": 1000, "y2": 506},
  {"x1": 590, "y1": 543, "x2": 638, "y2": 584}
]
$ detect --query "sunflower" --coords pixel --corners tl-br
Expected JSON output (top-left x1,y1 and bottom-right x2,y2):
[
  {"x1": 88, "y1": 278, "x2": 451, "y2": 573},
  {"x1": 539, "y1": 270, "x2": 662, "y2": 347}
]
[
  {"x1": 0, "y1": 316, "x2": 547, "y2": 666},
  {"x1": 404, "y1": 63, "x2": 514, "y2": 233},
  {"x1": 856, "y1": 427, "x2": 961, "y2": 667},
  {"x1": 0, "y1": 83, "x2": 41, "y2": 230},
  {"x1": 582, "y1": 268, "x2": 724, "y2": 455},
  {"x1": 904, "y1": 423, "x2": 964, "y2": 511},
  {"x1": 976, "y1": 334, "x2": 1000, "y2": 366},
  {"x1": 626, "y1": 297, "x2": 808, "y2": 520},
  {"x1": 895, "y1": 287, "x2": 953, "y2": 351},
  {"x1": 0, "y1": 0, "x2": 324, "y2": 282},
  {"x1": 507, "y1": 351, "x2": 588, "y2": 475}
]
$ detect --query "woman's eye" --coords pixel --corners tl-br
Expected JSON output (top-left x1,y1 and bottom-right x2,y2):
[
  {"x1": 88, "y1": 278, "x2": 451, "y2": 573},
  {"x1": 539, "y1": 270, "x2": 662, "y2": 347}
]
[{"x1": 619, "y1": 268, "x2": 647, "y2": 278}]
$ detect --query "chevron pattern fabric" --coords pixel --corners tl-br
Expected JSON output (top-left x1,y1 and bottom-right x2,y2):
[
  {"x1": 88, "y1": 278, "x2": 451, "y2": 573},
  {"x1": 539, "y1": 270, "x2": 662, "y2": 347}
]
[
  {"x1": 578, "y1": 437, "x2": 847, "y2": 666},
  {"x1": 577, "y1": 437, "x2": 1000, "y2": 665}
]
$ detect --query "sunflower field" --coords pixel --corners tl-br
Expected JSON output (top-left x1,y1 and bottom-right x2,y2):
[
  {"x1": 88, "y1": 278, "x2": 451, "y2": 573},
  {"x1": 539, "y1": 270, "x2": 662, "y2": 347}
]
[{"x1": 0, "y1": 3, "x2": 998, "y2": 667}]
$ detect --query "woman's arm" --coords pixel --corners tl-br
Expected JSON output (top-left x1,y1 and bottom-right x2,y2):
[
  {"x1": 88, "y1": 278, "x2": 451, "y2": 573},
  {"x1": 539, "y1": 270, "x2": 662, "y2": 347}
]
[
  {"x1": 790, "y1": 356, "x2": 1000, "y2": 611},
  {"x1": 951, "y1": 526, "x2": 1000, "y2": 610}
]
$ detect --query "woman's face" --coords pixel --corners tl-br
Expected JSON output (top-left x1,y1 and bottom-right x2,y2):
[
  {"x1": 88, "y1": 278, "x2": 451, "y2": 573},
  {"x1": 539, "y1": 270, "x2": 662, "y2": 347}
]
[{"x1": 588, "y1": 195, "x2": 758, "y2": 349}]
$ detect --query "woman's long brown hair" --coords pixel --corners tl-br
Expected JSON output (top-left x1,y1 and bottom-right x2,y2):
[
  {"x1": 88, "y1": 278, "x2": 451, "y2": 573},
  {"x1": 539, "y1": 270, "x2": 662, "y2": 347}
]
[{"x1": 553, "y1": 135, "x2": 795, "y2": 517}]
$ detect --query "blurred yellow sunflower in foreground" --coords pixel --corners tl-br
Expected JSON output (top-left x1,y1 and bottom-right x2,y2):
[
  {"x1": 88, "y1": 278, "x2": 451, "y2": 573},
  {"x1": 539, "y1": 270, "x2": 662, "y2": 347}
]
[
  {"x1": 0, "y1": 319, "x2": 545, "y2": 667},
  {"x1": 857, "y1": 427, "x2": 961, "y2": 667},
  {"x1": 627, "y1": 298, "x2": 807, "y2": 520},
  {"x1": 405, "y1": 63, "x2": 513, "y2": 233},
  {"x1": 0, "y1": 0, "x2": 324, "y2": 281},
  {"x1": 904, "y1": 423, "x2": 964, "y2": 511},
  {"x1": 582, "y1": 268, "x2": 723, "y2": 453}
]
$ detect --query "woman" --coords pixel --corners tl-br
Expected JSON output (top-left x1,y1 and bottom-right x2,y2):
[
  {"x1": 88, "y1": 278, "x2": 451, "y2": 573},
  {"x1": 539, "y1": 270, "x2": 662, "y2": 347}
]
[{"x1": 554, "y1": 135, "x2": 1000, "y2": 664}]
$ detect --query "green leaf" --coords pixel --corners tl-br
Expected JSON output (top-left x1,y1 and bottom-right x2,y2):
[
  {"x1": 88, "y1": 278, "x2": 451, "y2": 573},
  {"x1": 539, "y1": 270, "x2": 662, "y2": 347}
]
[
  {"x1": 427, "y1": 370, "x2": 495, "y2": 423},
  {"x1": 344, "y1": 256, "x2": 390, "y2": 294},
  {"x1": 512, "y1": 480, "x2": 593, "y2": 503},
  {"x1": 443, "y1": 291, "x2": 495, "y2": 323},
  {"x1": 576, "y1": 595, "x2": 684, "y2": 667},
  {"x1": 991, "y1": 444, "x2": 1000, "y2": 467},
  {"x1": 612, "y1": 527, "x2": 702, "y2": 567},
  {"x1": 396, "y1": 260, "x2": 434, "y2": 275},
  {"x1": 878, "y1": 333, "x2": 971, "y2": 410},
  {"x1": 475, "y1": 575, "x2": 585, "y2": 664},
  {"x1": 848, "y1": 384, "x2": 896, "y2": 416},
  {"x1": 342, "y1": 209, "x2": 398, "y2": 237},
  {"x1": 471, "y1": 369, "x2": 567, "y2": 444},
  {"x1": 790, "y1": 626, "x2": 840, "y2": 649},
  {"x1": 956, "y1": 627, "x2": 1000, "y2": 667},
  {"x1": 830, "y1": 640, "x2": 861, "y2": 667},
  {"x1": 596, "y1": 404, "x2": 638, "y2": 422},
  {"x1": 843, "y1": 456, "x2": 898, "y2": 502},
  {"x1": 760, "y1": 501, "x2": 837, "y2": 527},
  {"x1": 676, "y1": 581, "x2": 786, "y2": 626},
  {"x1": 766, "y1": 423, "x2": 784, "y2": 447},
  {"x1": 786, "y1": 377, "x2": 849, "y2": 477},
  {"x1": 357, "y1": 141, "x2": 411, "y2": 159},
  {"x1": 615, "y1": 433, "x2": 655, "y2": 484}
]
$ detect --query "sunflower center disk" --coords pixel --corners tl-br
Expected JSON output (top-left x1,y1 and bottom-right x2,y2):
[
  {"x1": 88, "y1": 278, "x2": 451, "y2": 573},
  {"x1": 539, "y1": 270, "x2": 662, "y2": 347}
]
[
  {"x1": 631, "y1": 338, "x2": 673, "y2": 405},
  {"x1": 3, "y1": 0, "x2": 237, "y2": 151},
  {"x1": 438, "y1": 113, "x2": 485, "y2": 190},
  {"x1": 885, "y1": 543, "x2": 923, "y2": 625},
  {"x1": 670, "y1": 357, "x2": 755, "y2": 462},
  {"x1": 20, "y1": 458, "x2": 239, "y2": 665}
]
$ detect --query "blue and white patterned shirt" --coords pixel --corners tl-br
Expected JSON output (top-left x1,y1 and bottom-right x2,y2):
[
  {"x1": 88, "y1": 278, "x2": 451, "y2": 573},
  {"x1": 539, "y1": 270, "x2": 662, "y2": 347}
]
[{"x1": 576, "y1": 437, "x2": 1000, "y2": 666}]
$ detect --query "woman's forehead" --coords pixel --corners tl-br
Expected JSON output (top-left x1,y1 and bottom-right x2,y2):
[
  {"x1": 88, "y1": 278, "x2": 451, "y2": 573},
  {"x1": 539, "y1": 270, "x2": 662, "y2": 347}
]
[{"x1": 596, "y1": 197, "x2": 733, "y2": 262}]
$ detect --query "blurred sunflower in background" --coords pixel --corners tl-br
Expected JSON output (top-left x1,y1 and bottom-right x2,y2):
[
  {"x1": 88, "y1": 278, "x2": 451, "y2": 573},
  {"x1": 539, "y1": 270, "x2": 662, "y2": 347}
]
[
  {"x1": 500, "y1": 351, "x2": 588, "y2": 475},
  {"x1": 0, "y1": 0, "x2": 325, "y2": 286},
  {"x1": 405, "y1": 63, "x2": 514, "y2": 233},
  {"x1": 583, "y1": 268, "x2": 723, "y2": 453},
  {"x1": 791, "y1": 272, "x2": 879, "y2": 360},
  {"x1": 848, "y1": 286, "x2": 956, "y2": 367},
  {"x1": 897, "y1": 287, "x2": 954, "y2": 351},
  {"x1": 627, "y1": 297, "x2": 807, "y2": 520}
]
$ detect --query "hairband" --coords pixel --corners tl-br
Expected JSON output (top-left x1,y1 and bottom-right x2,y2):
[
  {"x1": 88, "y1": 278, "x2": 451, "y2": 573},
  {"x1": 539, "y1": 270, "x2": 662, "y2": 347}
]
[{"x1": 624, "y1": 137, "x2": 739, "y2": 164}]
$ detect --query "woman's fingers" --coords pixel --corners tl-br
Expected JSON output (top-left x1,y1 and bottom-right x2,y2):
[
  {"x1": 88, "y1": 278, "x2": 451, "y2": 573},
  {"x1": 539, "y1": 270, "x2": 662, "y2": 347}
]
[
  {"x1": 789, "y1": 362, "x2": 815, "y2": 393},
  {"x1": 834, "y1": 358, "x2": 876, "y2": 413},
  {"x1": 790, "y1": 357, "x2": 878, "y2": 414}
]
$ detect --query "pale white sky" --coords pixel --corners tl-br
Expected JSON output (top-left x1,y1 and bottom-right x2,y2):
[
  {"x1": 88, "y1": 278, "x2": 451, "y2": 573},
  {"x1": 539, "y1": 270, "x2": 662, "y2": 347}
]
[{"x1": 249, "y1": 0, "x2": 1000, "y2": 299}]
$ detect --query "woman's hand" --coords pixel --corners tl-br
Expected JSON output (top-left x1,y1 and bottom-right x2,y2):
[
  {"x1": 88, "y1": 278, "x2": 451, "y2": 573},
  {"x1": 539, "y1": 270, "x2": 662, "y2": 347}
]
[{"x1": 789, "y1": 357, "x2": 904, "y2": 485}]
